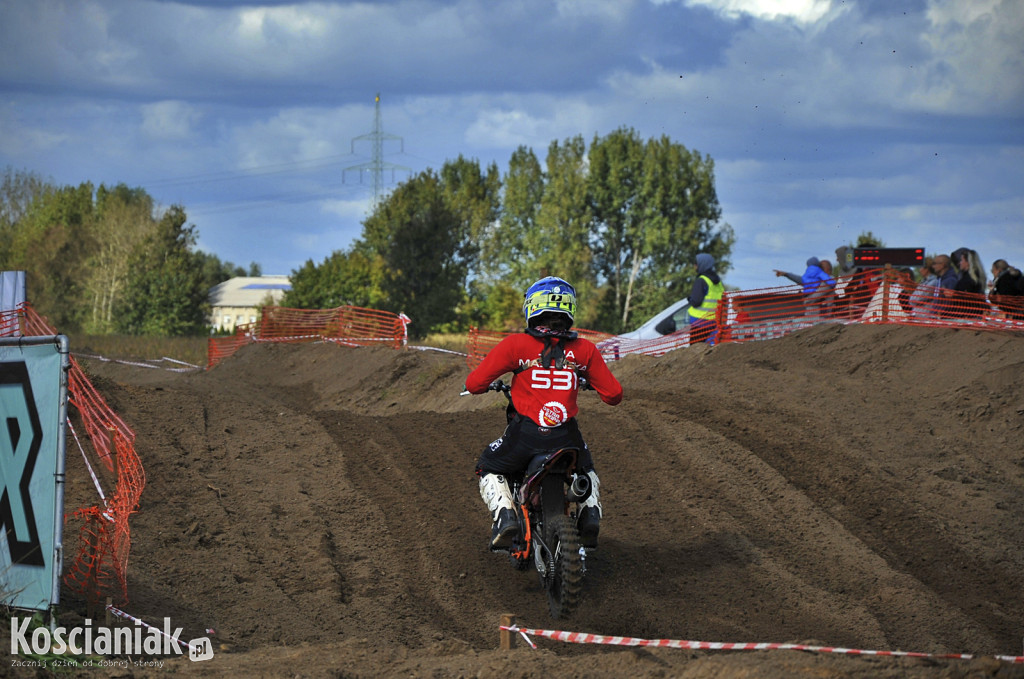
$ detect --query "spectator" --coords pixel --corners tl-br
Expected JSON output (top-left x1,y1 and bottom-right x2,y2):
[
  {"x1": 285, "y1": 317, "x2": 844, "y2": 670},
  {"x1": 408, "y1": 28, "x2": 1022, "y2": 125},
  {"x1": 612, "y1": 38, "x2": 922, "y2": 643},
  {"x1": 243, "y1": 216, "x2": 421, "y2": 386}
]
[
  {"x1": 801, "y1": 256, "x2": 836, "y2": 318},
  {"x1": 773, "y1": 268, "x2": 803, "y2": 286},
  {"x1": 908, "y1": 257, "x2": 939, "y2": 317},
  {"x1": 932, "y1": 254, "x2": 958, "y2": 289},
  {"x1": 990, "y1": 259, "x2": 1024, "y2": 320},
  {"x1": 930, "y1": 254, "x2": 959, "y2": 318},
  {"x1": 774, "y1": 257, "x2": 834, "y2": 285},
  {"x1": 947, "y1": 249, "x2": 986, "y2": 319},
  {"x1": 687, "y1": 253, "x2": 724, "y2": 344},
  {"x1": 954, "y1": 249, "x2": 986, "y2": 295},
  {"x1": 834, "y1": 246, "x2": 856, "y2": 277},
  {"x1": 990, "y1": 259, "x2": 1022, "y2": 295}
]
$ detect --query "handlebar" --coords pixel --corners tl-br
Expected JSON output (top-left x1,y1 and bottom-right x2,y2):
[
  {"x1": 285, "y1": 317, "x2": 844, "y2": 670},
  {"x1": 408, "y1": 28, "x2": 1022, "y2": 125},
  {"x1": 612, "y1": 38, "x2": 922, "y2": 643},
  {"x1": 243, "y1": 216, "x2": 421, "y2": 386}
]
[{"x1": 459, "y1": 375, "x2": 591, "y2": 396}]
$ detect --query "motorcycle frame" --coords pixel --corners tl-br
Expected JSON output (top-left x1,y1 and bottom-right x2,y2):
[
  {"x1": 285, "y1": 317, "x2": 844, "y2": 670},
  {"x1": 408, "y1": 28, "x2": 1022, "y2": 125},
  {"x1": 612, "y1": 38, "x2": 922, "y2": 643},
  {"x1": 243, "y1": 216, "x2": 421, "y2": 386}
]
[{"x1": 509, "y1": 447, "x2": 579, "y2": 562}]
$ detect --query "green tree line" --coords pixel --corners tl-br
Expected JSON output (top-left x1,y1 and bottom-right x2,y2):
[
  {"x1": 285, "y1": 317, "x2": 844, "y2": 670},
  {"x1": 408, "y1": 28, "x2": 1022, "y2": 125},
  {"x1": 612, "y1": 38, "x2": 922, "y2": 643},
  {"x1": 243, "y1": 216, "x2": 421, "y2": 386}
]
[
  {"x1": 0, "y1": 167, "x2": 258, "y2": 335},
  {"x1": 285, "y1": 127, "x2": 735, "y2": 336},
  {"x1": 2, "y1": 127, "x2": 735, "y2": 339}
]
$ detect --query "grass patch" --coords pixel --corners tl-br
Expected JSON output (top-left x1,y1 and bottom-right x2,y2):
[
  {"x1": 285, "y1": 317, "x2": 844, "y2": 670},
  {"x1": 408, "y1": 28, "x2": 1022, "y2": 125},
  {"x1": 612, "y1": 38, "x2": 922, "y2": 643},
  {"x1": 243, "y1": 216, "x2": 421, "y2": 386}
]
[
  {"x1": 416, "y1": 333, "x2": 469, "y2": 353},
  {"x1": 67, "y1": 334, "x2": 209, "y2": 367}
]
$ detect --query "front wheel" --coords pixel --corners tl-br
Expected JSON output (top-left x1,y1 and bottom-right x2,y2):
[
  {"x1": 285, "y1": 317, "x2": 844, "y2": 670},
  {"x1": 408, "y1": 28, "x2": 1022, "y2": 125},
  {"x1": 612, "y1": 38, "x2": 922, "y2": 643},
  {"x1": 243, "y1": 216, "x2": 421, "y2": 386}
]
[{"x1": 544, "y1": 515, "x2": 583, "y2": 618}]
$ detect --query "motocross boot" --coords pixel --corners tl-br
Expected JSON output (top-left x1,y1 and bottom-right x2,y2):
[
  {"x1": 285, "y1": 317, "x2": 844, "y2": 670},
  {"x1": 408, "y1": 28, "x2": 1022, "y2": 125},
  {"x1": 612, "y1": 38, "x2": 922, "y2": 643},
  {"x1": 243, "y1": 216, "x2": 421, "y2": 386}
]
[
  {"x1": 577, "y1": 470, "x2": 602, "y2": 548},
  {"x1": 479, "y1": 473, "x2": 518, "y2": 550}
]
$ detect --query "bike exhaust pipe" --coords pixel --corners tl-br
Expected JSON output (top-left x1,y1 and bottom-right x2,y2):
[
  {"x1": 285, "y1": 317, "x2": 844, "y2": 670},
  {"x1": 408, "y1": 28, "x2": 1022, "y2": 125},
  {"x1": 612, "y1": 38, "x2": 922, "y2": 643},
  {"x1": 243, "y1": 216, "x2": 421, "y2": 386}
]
[{"x1": 567, "y1": 473, "x2": 591, "y2": 503}]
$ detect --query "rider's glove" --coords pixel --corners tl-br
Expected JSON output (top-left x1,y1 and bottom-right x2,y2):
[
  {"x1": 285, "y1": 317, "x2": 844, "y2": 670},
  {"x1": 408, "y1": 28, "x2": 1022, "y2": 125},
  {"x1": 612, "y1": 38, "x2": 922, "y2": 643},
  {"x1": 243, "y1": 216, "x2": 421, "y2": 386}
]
[{"x1": 489, "y1": 380, "x2": 504, "y2": 391}]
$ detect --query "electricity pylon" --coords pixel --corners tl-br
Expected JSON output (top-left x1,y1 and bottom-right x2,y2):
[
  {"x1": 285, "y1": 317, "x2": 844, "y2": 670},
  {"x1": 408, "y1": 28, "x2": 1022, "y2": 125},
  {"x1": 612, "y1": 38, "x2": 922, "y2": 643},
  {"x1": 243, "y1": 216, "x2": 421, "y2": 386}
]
[{"x1": 344, "y1": 93, "x2": 411, "y2": 206}]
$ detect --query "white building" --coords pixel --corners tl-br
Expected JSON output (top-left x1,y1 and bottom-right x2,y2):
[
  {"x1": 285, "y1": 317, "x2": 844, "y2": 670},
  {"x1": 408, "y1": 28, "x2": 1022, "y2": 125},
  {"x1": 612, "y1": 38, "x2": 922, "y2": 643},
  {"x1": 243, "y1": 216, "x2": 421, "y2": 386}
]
[{"x1": 208, "y1": 275, "x2": 291, "y2": 333}]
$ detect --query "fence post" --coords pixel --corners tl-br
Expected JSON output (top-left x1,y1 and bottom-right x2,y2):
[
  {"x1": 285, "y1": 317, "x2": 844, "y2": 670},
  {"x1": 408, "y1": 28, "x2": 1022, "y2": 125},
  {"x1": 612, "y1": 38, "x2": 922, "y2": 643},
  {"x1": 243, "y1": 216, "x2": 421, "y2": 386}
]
[
  {"x1": 500, "y1": 613, "x2": 516, "y2": 650},
  {"x1": 716, "y1": 292, "x2": 729, "y2": 344},
  {"x1": 881, "y1": 264, "x2": 892, "y2": 323}
]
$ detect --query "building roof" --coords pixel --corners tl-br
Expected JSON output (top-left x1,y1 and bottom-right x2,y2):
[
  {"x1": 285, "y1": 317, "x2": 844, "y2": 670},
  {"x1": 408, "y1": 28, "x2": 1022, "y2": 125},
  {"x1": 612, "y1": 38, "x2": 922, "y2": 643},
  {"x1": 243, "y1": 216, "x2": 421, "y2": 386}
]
[{"x1": 209, "y1": 276, "x2": 291, "y2": 308}]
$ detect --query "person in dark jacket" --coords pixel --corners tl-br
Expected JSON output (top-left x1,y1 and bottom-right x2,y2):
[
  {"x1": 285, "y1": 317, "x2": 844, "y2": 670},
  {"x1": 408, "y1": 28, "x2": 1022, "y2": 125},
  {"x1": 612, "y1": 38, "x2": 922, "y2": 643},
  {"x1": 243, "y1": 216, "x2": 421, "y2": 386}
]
[
  {"x1": 687, "y1": 253, "x2": 723, "y2": 344},
  {"x1": 932, "y1": 254, "x2": 958, "y2": 289},
  {"x1": 990, "y1": 259, "x2": 1024, "y2": 319}
]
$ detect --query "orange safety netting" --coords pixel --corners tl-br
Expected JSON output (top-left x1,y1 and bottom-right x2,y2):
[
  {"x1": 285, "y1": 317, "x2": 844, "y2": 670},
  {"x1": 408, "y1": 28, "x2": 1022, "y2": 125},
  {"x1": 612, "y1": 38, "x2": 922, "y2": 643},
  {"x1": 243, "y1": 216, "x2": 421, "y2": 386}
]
[
  {"x1": 2, "y1": 303, "x2": 144, "y2": 606},
  {"x1": 466, "y1": 269, "x2": 1024, "y2": 365},
  {"x1": 208, "y1": 304, "x2": 409, "y2": 368},
  {"x1": 717, "y1": 268, "x2": 1024, "y2": 344}
]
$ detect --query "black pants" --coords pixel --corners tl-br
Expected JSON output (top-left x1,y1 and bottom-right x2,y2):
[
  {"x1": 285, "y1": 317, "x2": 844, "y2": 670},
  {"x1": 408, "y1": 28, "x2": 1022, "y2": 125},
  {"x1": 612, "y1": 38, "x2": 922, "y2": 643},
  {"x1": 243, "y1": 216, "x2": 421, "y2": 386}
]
[{"x1": 475, "y1": 415, "x2": 595, "y2": 477}]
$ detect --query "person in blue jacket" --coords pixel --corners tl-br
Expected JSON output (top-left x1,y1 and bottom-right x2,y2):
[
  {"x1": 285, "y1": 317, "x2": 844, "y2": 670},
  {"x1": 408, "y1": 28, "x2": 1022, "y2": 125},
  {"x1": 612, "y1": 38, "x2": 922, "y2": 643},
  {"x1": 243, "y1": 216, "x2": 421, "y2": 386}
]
[{"x1": 801, "y1": 256, "x2": 835, "y2": 317}]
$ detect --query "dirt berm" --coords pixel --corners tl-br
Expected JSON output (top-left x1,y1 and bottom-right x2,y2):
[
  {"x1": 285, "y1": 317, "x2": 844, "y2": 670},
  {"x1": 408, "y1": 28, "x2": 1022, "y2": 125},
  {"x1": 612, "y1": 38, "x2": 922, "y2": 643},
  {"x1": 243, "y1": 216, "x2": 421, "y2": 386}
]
[{"x1": 42, "y1": 324, "x2": 1024, "y2": 677}]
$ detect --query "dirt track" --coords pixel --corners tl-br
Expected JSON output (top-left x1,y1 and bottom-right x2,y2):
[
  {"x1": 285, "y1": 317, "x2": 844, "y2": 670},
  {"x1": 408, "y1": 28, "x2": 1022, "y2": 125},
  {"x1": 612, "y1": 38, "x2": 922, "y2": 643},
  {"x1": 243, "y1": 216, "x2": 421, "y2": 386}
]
[{"x1": 35, "y1": 324, "x2": 1024, "y2": 677}]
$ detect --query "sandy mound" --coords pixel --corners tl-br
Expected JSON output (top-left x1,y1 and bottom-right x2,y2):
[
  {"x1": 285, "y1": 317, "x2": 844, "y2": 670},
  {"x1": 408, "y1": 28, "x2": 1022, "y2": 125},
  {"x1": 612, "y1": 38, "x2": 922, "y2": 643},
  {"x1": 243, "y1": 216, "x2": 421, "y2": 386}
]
[{"x1": 44, "y1": 324, "x2": 1024, "y2": 678}]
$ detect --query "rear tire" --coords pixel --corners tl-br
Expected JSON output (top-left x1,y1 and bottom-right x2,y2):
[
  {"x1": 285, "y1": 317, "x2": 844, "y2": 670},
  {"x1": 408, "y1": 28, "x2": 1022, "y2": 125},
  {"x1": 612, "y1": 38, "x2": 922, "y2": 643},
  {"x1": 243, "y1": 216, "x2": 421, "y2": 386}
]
[{"x1": 544, "y1": 515, "x2": 583, "y2": 618}]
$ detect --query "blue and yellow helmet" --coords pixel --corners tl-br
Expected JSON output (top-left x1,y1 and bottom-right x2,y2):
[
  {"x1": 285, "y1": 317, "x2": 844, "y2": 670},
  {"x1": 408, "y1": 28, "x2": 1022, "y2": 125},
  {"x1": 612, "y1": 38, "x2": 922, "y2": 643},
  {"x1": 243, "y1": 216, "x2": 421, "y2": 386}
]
[{"x1": 523, "y1": 276, "x2": 577, "y2": 326}]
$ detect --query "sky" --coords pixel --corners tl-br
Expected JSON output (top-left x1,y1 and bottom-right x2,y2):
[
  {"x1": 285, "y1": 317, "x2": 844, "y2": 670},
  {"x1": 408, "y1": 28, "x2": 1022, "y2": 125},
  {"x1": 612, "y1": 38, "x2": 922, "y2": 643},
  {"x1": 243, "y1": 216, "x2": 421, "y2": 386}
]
[{"x1": 1, "y1": 0, "x2": 1022, "y2": 309}]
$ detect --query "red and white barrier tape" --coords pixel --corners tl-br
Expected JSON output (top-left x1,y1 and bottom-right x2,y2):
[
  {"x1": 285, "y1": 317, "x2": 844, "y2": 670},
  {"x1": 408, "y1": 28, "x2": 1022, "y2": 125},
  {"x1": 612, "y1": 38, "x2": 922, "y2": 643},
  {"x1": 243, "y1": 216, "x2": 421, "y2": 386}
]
[
  {"x1": 105, "y1": 605, "x2": 201, "y2": 652},
  {"x1": 74, "y1": 353, "x2": 200, "y2": 372},
  {"x1": 500, "y1": 625, "x2": 1024, "y2": 664},
  {"x1": 66, "y1": 418, "x2": 109, "y2": 513}
]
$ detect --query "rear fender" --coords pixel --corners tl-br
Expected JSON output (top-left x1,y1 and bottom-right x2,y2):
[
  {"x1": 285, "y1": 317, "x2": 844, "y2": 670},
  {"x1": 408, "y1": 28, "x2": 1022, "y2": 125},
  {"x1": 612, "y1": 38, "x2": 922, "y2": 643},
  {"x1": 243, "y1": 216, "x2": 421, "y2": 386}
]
[{"x1": 519, "y1": 447, "x2": 579, "y2": 509}]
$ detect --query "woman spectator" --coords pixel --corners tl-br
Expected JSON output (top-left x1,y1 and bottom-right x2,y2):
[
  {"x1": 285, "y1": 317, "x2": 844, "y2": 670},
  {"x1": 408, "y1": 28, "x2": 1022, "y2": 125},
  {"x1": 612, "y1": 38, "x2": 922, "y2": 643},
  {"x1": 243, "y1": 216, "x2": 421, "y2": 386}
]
[{"x1": 951, "y1": 249, "x2": 986, "y2": 318}]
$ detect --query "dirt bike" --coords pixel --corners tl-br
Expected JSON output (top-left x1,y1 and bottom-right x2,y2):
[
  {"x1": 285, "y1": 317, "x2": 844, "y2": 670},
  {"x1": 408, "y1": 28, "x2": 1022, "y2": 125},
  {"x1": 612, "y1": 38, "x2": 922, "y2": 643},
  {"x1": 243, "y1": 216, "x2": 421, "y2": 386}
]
[{"x1": 470, "y1": 380, "x2": 593, "y2": 619}]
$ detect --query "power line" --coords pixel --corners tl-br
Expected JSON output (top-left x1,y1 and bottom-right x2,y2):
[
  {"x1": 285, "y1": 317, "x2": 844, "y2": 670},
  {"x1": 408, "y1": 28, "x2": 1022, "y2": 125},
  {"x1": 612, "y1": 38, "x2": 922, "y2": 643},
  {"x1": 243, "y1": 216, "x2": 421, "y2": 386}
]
[{"x1": 143, "y1": 152, "x2": 362, "y2": 189}]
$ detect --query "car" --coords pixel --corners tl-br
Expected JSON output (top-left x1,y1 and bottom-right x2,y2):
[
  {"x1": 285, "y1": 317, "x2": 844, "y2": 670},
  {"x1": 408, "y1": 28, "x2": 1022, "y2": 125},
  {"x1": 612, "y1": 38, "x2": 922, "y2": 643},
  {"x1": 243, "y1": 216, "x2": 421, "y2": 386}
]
[
  {"x1": 597, "y1": 285, "x2": 814, "y2": 360},
  {"x1": 597, "y1": 299, "x2": 694, "y2": 360}
]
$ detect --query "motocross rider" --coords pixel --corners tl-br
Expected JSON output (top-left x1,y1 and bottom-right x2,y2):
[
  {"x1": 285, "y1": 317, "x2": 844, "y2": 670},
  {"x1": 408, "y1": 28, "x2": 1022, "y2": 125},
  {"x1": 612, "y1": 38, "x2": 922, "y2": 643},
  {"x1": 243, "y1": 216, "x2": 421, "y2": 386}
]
[{"x1": 464, "y1": 276, "x2": 623, "y2": 550}]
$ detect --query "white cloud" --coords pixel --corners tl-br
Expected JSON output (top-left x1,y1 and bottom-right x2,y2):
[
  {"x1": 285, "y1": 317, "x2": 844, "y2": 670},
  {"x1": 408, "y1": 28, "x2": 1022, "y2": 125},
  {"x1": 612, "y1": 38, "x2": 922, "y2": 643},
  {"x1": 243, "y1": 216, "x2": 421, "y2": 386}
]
[
  {"x1": 680, "y1": 0, "x2": 836, "y2": 25},
  {"x1": 141, "y1": 101, "x2": 202, "y2": 140},
  {"x1": 236, "y1": 6, "x2": 331, "y2": 42},
  {"x1": 465, "y1": 109, "x2": 546, "y2": 149},
  {"x1": 556, "y1": 0, "x2": 635, "y2": 21},
  {"x1": 915, "y1": 0, "x2": 1024, "y2": 113},
  {"x1": 320, "y1": 197, "x2": 372, "y2": 222}
]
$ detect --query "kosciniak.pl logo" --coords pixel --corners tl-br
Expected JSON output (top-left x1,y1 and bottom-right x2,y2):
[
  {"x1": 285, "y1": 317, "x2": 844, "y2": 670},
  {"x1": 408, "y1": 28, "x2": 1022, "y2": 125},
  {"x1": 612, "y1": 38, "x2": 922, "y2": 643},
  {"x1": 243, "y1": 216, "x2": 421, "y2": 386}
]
[{"x1": 10, "y1": 617, "x2": 214, "y2": 662}]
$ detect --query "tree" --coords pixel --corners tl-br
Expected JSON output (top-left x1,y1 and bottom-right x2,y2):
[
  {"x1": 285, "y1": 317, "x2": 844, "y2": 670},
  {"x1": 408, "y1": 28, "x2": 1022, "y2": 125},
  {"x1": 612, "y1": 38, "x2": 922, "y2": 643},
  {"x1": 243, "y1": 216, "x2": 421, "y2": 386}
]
[
  {"x1": 116, "y1": 205, "x2": 209, "y2": 336},
  {"x1": 196, "y1": 252, "x2": 262, "y2": 296},
  {"x1": 854, "y1": 231, "x2": 884, "y2": 247},
  {"x1": 361, "y1": 170, "x2": 465, "y2": 336},
  {"x1": 0, "y1": 167, "x2": 53, "y2": 270},
  {"x1": 475, "y1": 146, "x2": 546, "y2": 328},
  {"x1": 82, "y1": 184, "x2": 156, "y2": 333},
  {"x1": 533, "y1": 136, "x2": 596, "y2": 324},
  {"x1": 587, "y1": 127, "x2": 646, "y2": 330},
  {"x1": 439, "y1": 155, "x2": 502, "y2": 280},
  {"x1": 283, "y1": 244, "x2": 386, "y2": 310},
  {"x1": 588, "y1": 131, "x2": 734, "y2": 332},
  {"x1": 7, "y1": 182, "x2": 97, "y2": 331}
]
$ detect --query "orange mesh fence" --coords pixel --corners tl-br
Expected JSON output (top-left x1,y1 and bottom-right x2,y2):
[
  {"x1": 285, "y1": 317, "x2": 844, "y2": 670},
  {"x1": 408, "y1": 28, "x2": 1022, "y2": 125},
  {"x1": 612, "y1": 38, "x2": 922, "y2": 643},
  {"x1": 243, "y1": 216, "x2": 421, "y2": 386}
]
[
  {"x1": 465, "y1": 269, "x2": 1024, "y2": 365},
  {"x1": 719, "y1": 268, "x2": 1024, "y2": 344},
  {"x1": 208, "y1": 305, "x2": 409, "y2": 368},
  {"x1": 6, "y1": 303, "x2": 144, "y2": 606}
]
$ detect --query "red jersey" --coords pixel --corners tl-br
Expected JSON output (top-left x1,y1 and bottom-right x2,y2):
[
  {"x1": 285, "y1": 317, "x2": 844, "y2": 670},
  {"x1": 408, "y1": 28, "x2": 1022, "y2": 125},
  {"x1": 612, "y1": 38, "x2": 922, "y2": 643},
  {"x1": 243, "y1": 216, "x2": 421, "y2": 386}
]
[{"x1": 465, "y1": 333, "x2": 623, "y2": 427}]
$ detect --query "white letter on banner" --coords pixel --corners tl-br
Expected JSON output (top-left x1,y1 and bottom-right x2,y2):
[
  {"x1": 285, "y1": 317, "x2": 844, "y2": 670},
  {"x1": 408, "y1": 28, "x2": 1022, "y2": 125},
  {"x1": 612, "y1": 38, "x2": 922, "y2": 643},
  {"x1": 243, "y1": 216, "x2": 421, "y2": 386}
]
[
  {"x1": 163, "y1": 617, "x2": 184, "y2": 655},
  {"x1": 31, "y1": 627, "x2": 49, "y2": 654},
  {"x1": 144, "y1": 627, "x2": 162, "y2": 655},
  {"x1": 94, "y1": 626, "x2": 111, "y2": 655},
  {"x1": 51, "y1": 626, "x2": 67, "y2": 655},
  {"x1": 68, "y1": 626, "x2": 83, "y2": 655},
  {"x1": 10, "y1": 617, "x2": 31, "y2": 654}
]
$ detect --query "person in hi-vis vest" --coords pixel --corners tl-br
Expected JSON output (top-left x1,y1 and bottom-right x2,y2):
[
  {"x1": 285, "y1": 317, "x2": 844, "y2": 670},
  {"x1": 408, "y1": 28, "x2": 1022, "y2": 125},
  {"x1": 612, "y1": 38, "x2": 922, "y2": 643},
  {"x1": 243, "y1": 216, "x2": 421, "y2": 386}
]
[{"x1": 687, "y1": 253, "x2": 724, "y2": 344}]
